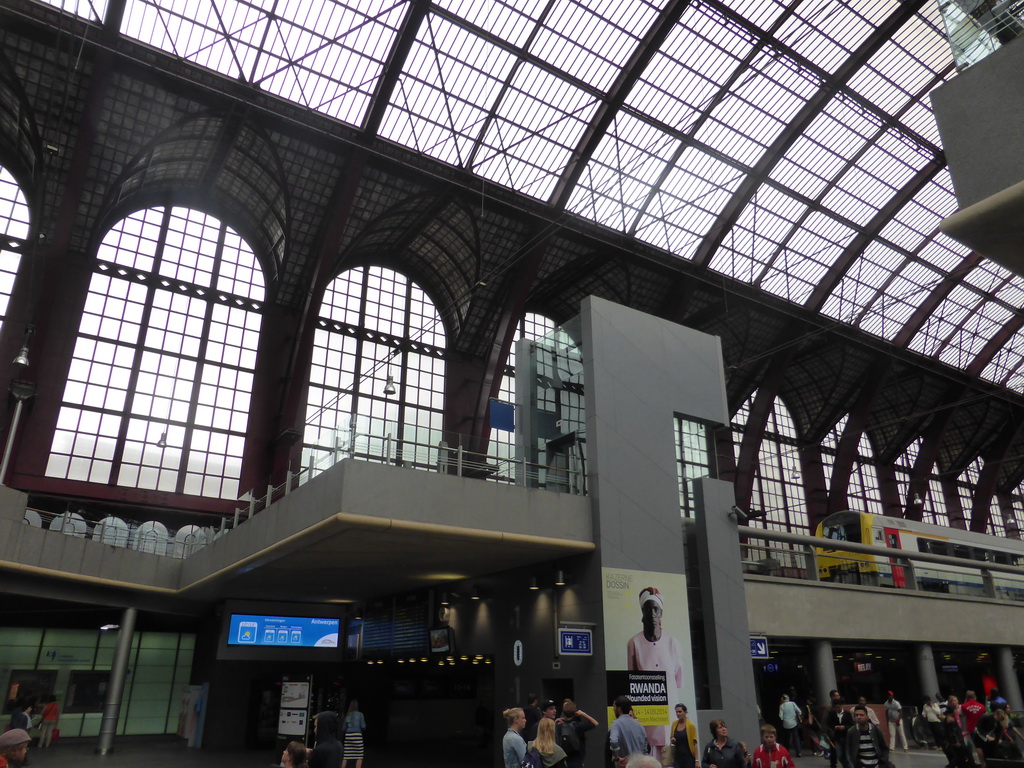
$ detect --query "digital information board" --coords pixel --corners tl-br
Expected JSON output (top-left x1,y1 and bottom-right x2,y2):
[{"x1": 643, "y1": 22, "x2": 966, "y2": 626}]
[{"x1": 228, "y1": 614, "x2": 339, "y2": 648}]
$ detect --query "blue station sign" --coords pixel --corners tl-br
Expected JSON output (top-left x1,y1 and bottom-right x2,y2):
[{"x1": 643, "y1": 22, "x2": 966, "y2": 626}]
[{"x1": 559, "y1": 628, "x2": 593, "y2": 656}]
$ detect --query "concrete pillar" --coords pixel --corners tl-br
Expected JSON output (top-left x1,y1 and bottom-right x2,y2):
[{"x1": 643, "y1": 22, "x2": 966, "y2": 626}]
[
  {"x1": 96, "y1": 607, "x2": 137, "y2": 754},
  {"x1": 915, "y1": 643, "x2": 941, "y2": 702},
  {"x1": 812, "y1": 639, "x2": 836, "y2": 709},
  {"x1": 995, "y1": 646, "x2": 1023, "y2": 711}
]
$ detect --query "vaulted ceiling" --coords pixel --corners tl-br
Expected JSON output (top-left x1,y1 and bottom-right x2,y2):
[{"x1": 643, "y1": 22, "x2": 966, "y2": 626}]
[{"x1": 3, "y1": 0, "x2": 1024, "y2": 499}]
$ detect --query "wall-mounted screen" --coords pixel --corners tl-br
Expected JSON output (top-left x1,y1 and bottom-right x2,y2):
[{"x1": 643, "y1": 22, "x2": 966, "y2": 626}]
[
  {"x1": 429, "y1": 626, "x2": 453, "y2": 654},
  {"x1": 227, "y1": 614, "x2": 339, "y2": 648}
]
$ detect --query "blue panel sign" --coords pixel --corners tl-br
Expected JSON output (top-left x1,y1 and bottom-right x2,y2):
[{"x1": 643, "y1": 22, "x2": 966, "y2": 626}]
[
  {"x1": 228, "y1": 614, "x2": 339, "y2": 648},
  {"x1": 559, "y1": 628, "x2": 593, "y2": 656},
  {"x1": 750, "y1": 636, "x2": 769, "y2": 659},
  {"x1": 763, "y1": 662, "x2": 781, "y2": 674}
]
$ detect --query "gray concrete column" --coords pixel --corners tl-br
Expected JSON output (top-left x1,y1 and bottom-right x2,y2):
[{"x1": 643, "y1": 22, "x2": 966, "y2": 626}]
[
  {"x1": 96, "y1": 607, "x2": 137, "y2": 755},
  {"x1": 812, "y1": 639, "x2": 836, "y2": 709},
  {"x1": 995, "y1": 646, "x2": 1023, "y2": 711},
  {"x1": 915, "y1": 643, "x2": 941, "y2": 702}
]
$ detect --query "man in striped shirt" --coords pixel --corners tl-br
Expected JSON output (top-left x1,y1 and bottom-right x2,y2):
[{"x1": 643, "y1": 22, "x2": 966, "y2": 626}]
[{"x1": 847, "y1": 705, "x2": 890, "y2": 768}]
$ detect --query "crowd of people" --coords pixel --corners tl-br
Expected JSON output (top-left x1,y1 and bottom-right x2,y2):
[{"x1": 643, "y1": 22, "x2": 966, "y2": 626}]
[
  {"x1": 500, "y1": 687, "x2": 1023, "y2": 768},
  {"x1": 279, "y1": 700, "x2": 368, "y2": 768}
]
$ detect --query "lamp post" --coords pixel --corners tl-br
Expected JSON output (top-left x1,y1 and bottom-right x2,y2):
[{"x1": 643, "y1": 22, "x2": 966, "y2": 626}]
[{"x1": 0, "y1": 380, "x2": 36, "y2": 485}]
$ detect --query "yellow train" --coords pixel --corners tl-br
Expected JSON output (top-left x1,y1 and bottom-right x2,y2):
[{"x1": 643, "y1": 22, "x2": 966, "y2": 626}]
[{"x1": 814, "y1": 510, "x2": 1024, "y2": 590}]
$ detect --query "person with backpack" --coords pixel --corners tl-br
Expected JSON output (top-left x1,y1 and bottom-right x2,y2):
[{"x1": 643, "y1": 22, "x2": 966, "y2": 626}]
[
  {"x1": 558, "y1": 700, "x2": 598, "y2": 768},
  {"x1": 529, "y1": 717, "x2": 568, "y2": 768}
]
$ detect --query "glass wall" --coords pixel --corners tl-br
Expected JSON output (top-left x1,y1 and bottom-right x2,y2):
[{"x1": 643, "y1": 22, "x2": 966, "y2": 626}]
[{"x1": 0, "y1": 627, "x2": 194, "y2": 737}]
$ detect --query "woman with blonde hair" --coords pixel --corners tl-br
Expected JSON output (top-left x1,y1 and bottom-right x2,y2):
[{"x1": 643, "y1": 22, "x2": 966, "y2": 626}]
[
  {"x1": 529, "y1": 717, "x2": 568, "y2": 768},
  {"x1": 504, "y1": 708, "x2": 528, "y2": 768}
]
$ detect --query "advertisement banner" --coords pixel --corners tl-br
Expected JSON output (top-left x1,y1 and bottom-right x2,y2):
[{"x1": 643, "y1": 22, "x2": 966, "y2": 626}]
[{"x1": 602, "y1": 567, "x2": 696, "y2": 752}]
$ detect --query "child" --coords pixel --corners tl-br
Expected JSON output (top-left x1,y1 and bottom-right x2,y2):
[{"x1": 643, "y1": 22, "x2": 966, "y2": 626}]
[{"x1": 751, "y1": 724, "x2": 796, "y2": 768}]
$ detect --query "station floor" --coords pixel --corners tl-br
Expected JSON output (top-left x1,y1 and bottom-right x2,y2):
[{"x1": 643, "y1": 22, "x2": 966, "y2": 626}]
[{"x1": 22, "y1": 739, "x2": 951, "y2": 768}]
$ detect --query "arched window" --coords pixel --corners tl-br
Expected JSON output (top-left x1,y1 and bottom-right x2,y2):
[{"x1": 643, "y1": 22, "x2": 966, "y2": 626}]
[
  {"x1": 895, "y1": 438, "x2": 947, "y2": 525},
  {"x1": 0, "y1": 166, "x2": 30, "y2": 334},
  {"x1": 821, "y1": 416, "x2": 884, "y2": 516},
  {"x1": 733, "y1": 392, "x2": 807, "y2": 532},
  {"x1": 302, "y1": 266, "x2": 445, "y2": 472},
  {"x1": 46, "y1": 207, "x2": 265, "y2": 499}
]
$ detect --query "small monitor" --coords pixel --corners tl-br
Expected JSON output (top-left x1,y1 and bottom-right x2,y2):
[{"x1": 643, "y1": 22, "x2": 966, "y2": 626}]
[{"x1": 429, "y1": 626, "x2": 453, "y2": 654}]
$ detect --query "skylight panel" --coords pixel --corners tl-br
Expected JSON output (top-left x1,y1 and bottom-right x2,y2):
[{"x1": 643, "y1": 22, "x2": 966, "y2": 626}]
[
  {"x1": 901, "y1": 101, "x2": 943, "y2": 145},
  {"x1": 936, "y1": 300, "x2": 1012, "y2": 368},
  {"x1": 633, "y1": 149, "x2": 743, "y2": 257},
  {"x1": 567, "y1": 113, "x2": 679, "y2": 231},
  {"x1": 35, "y1": 0, "x2": 108, "y2": 22},
  {"x1": 822, "y1": 241, "x2": 904, "y2": 324},
  {"x1": 628, "y1": 5, "x2": 756, "y2": 129},
  {"x1": 994, "y1": 277, "x2": 1024, "y2": 308},
  {"x1": 122, "y1": 1, "x2": 406, "y2": 127},
  {"x1": 435, "y1": 0, "x2": 547, "y2": 48},
  {"x1": 909, "y1": 283, "x2": 980, "y2": 357},
  {"x1": 756, "y1": 210, "x2": 855, "y2": 303},
  {"x1": 707, "y1": 186, "x2": 803, "y2": 283},
  {"x1": 472, "y1": 64, "x2": 599, "y2": 199},
  {"x1": 858, "y1": 260, "x2": 943, "y2": 340},
  {"x1": 773, "y1": 0, "x2": 880, "y2": 72},
  {"x1": 528, "y1": 0, "x2": 660, "y2": 92},
  {"x1": 759, "y1": 249, "x2": 830, "y2": 304},
  {"x1": 379, "y1": 17, "x2": 516, "y2": 166},
  {"x1": 850, "y1": 13, "x2": 949, "y2": 111},
  {"x1": 983, "y1": 329, "x2": 1024, "y2": 387},
  {"x1": 716, "y1": 0, "x2": 788, "y2": 29},
  {"x1": 694, "y1": 52, "x2": 817, "y2": 167},
  {"x1": 0, "y1": 167, "x2": 30, "y2": 242},
  {"x1": 918, "y1": 234, "x2": 970, "y2": 273}
]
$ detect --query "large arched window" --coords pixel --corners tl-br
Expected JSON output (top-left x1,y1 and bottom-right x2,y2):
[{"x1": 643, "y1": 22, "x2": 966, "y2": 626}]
[
  {"x1": 895, "y1": 438, "x2": 947, "y2": 525},
  {"x1": 0, "y1": 166, "x2": 30, "y2": 334},
  {"x1": 46, "y1": 207, "x2": 265, "y2": 499},
  {"x1": 821, "y1": 415, "x2": 884, "y2": 515},
  {"x1": 302, "y1": 265, "x2": 446, "y2": 472},
  {"x1": 733, "y1": 392, "x2": 808, "y2": 532}
]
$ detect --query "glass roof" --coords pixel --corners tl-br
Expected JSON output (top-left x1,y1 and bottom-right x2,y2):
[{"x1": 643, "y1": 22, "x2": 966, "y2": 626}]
[{"x1": 47, "y1": 0, "x2": 1024, "y2": 392}]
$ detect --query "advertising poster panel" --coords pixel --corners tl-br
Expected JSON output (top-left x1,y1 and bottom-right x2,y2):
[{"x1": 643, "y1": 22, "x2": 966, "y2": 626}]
[{"x1": 603, "y1": 567, "x2": 696, "y2": 757}]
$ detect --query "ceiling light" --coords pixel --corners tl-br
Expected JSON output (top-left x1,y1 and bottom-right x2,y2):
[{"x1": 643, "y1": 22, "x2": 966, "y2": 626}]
[
  {"x1": 99, "y1": 624, "x2": 119, "y2": 631},
  {"x1": 555, "y1": 570, "x2": 566, "y2": 586},
  {"x1": 383, "y1": 374, "x2": 397, "y2": 396},
  {"x1": 529, "y1": 576, "x2": 538, "y2": 590}
]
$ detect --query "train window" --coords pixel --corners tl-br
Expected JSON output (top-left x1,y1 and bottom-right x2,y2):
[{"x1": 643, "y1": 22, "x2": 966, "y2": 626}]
[
  {"x1": 822, "y1": 521, "x2": 859, "y2": 543},
  {"x1": 920, "y1": 540, "x2": 950, "y2": 557},
  {"x1": 992, "y1": 551, "x2": 1012, "y2": 566}
]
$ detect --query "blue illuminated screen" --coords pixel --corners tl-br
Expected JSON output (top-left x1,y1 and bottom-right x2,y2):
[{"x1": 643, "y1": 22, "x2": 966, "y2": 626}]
[{"x1": 228, "y1": 614, "x2": 340, "y2": 648}]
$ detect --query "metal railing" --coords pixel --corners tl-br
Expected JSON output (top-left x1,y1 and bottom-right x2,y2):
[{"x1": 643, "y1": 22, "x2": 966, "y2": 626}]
[
  {"x1": 231, "y1": 432, "x2": 585, "y2": 526},
  {"x1": 22, "y1": 430, "x2": 584, "y2": 562},
  {"x1": 939, "y1": 0, "x2": 1024, "y2": 71},
  {"x1": 739, "y1": 526, "x2": 1024, "y2": 603},
  {"x1": 22, "y1": 507, "x2": 223, "y2": 559}
]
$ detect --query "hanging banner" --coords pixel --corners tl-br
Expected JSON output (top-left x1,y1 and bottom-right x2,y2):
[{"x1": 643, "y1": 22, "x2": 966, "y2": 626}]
[{"x1": 603, "y1": 567, "x2": 695, "y2": 756}]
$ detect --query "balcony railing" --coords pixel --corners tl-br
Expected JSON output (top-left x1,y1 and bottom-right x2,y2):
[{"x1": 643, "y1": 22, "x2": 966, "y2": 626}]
[
  {"x1": 232, "y1": 432, "x2": 585, "y2": 522},
  {"x1": 21, "y1": 507, "x2": 223, "y2": 559},
  {"x1": 939, "y1": 0, "x2": 1024, "y2": 71},
  {"x1": 24, "y1": 430, "x2": 584, "y2": 562},
  {"x1": 740, "y1": 525, "x2": 1024, "y2": 603}
]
